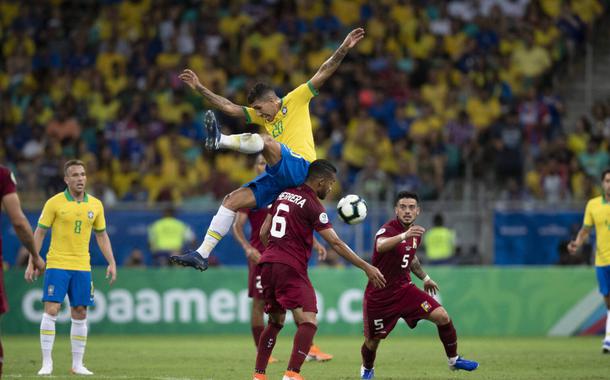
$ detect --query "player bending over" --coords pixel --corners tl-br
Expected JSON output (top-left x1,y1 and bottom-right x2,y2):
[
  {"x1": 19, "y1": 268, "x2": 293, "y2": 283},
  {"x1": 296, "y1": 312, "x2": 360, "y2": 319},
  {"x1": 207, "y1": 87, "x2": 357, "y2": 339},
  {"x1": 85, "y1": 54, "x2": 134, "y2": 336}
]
[
  {"x1": 359, "y1": 191, "x2": 478, "y2": 379},
  {"x1": 171, "y1": 29, "x2": 366, "y2": 271},
  {"x1": 252, "y1": 159, "x2": 385, "y2": 380}
]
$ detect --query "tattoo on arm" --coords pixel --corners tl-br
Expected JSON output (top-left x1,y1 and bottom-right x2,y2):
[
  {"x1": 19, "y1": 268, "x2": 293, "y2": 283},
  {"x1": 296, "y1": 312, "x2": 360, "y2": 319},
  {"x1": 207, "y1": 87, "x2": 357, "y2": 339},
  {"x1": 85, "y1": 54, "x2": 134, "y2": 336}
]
[
  {"x1": 410, "y1": 256, "x2": 427, "y2": 280},
  {"x1": 319, "y1": 45, "x2": 349, "y2": 75},
  {"x1": 196, "y1": 84, "x2": 235, "y2": 111}
]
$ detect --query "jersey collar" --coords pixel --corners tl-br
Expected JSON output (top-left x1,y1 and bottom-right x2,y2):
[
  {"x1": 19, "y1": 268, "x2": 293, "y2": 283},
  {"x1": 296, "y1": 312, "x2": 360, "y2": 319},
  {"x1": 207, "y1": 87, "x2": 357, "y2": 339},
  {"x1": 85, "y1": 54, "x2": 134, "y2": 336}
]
[{"x1": 64, "y1": 189, "x2": 89, "y2": 203}]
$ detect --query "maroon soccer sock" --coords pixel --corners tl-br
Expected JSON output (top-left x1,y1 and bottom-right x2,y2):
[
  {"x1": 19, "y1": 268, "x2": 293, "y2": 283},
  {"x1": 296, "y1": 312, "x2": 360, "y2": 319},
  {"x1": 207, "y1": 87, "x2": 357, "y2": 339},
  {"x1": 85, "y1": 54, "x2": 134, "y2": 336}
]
[
  {"x1": 287, "y1": 322, "x2": 317, "y2": 373},
  {"x1": 255, "y1": 322, "x2": 283, "y2": 373},
  {"x1": 0, "y1": 338, "x2": 4, "y2": 377},
  {"x1": 361, "y1": 342, "x2": 376, "y2": 369},
  {"x1": 252, "y1": 325, "x2": 264, "y2": 348},
  {"x1": 437, "y1": 320, "x2": 458, "y2": 358}
]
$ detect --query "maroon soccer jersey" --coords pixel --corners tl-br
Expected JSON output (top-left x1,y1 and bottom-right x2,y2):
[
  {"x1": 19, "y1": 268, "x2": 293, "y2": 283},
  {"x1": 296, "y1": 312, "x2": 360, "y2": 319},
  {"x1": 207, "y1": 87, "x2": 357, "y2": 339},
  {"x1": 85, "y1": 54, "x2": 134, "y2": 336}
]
[
  {"x1": 246, "y1": 208, "x2": 269, "y2": 252},
  {"x1": 0, "y1": 165, "x2": 16, "y2": 314},
  {"x1": 259, "y1": 185, "x2": 332, "y2": 276},
  {"x1": 364, "y1": 218, "x2": 422, "y2": 304}
]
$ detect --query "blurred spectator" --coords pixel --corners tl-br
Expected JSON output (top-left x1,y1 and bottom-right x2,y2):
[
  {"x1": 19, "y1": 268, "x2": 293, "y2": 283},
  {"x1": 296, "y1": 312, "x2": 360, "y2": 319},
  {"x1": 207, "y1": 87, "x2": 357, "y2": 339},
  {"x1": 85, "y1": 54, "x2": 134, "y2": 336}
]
[
  {"x1": 147, "y1": 206, "x2": 195, "y2": 266},
  {"x1": 124, "y1": 248, "x2": 146, "y2": 268},
  {"x1": 423, "y1": 213, "x2": 457, "y2": 265}
]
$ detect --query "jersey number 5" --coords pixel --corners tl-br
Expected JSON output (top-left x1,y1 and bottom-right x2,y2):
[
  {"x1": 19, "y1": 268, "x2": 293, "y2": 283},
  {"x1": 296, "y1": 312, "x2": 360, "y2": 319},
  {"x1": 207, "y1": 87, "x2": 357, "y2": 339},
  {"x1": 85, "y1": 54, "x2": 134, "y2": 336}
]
[{"x1": 270, "y1": 204, "x2": 290, "y2": 238}]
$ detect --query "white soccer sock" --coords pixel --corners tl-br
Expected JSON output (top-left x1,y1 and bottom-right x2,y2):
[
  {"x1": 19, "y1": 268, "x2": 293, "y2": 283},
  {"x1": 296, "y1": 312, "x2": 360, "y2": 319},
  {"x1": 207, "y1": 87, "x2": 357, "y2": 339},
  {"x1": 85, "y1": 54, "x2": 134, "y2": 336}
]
[
  {"x1": 605, "y1": 310, "x2": 610, "y2": 343},
  {"x1": 219, "y1": 133, "x2": 264, "y2": 154},
  {"x1": 40, "y1": 313, "x2": 57, "y2": 367},
  {"x1": 196, "y1": 205, "x2": 237, "y2": 258},
  {"x1": 71, "y1": 318, "x2": 88, "y2": 368},
  {"x1": 448, "y1": 356, "x2": 458, "y2": 365}
]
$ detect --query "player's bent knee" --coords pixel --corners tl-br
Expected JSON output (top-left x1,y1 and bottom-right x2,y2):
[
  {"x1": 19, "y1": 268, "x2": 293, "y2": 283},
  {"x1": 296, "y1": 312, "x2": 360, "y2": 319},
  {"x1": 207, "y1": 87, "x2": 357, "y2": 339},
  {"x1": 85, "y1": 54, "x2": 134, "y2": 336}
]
[
  {"x1": 431, "y1": 307, "x2": 451, "y2": 325},
  {"x1": 44, "y1": 302, "x2": 61, "y2": 316}
]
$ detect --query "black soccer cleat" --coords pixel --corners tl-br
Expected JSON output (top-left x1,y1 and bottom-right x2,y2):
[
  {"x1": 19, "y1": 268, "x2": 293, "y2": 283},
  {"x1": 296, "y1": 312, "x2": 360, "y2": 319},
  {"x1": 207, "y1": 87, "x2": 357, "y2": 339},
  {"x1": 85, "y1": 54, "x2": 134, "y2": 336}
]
[
  {"x1": 203, "y1": 110, "x2": 221, "y2": 150},
  {"x1": 169, "y1": 250, "x2": 209, "y2": 271}
]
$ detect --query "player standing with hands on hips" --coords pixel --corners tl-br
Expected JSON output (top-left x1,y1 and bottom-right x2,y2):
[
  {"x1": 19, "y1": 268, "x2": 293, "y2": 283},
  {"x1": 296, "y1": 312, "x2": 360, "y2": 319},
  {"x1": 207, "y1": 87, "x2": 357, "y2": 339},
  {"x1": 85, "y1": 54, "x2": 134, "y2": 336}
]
[
  {"x1": 360, "y1": 191, "x2": 478, "y2": 379},
  {"x1": 172, "y1": 29, "x2": 366, "y2": 272},
  {"x1": 568, "y1": 168, "x2": 610, "y2": 353},
  {"x1": 25, "y1": 160, "x2": 117, "y2": 376}
]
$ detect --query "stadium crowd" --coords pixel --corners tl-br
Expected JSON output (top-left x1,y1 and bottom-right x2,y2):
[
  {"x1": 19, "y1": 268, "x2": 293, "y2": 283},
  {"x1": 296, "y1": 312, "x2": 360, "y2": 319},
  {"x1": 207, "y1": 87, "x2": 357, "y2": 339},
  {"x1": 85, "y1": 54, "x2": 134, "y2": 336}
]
[{"x1": 1, "y1": 0, "x2": 608, "y2": 207}]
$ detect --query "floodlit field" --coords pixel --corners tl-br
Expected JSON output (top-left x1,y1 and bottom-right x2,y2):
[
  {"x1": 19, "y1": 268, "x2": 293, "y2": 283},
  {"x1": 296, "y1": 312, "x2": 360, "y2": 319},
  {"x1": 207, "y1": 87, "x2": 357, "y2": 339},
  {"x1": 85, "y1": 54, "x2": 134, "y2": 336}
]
[{"x1": 4, "y1": 335, "x2": 608, "y2": 379}]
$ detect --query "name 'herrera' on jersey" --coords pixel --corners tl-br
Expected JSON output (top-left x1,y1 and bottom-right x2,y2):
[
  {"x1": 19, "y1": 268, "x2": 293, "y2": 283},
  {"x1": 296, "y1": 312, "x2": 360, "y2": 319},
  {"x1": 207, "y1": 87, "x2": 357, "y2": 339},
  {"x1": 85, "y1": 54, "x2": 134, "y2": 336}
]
[{"x1": 277, "y1": 191, "x2": 307, "y2": 208}]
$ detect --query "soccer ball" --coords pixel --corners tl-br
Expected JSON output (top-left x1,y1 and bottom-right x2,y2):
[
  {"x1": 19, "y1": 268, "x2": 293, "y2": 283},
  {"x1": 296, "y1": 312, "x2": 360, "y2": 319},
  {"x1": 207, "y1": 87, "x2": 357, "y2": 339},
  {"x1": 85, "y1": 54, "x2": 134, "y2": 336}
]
[{"x1": 337, "y1": 194, "x2": 368, "y2": 225}]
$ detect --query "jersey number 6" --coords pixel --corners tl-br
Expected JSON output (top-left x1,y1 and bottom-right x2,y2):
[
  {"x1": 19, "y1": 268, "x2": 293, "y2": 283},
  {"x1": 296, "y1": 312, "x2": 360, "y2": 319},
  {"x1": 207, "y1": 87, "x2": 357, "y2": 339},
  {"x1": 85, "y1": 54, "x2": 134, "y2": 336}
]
[{"x1": 270, "y1": 204, "x2": 290, "y2": 238}]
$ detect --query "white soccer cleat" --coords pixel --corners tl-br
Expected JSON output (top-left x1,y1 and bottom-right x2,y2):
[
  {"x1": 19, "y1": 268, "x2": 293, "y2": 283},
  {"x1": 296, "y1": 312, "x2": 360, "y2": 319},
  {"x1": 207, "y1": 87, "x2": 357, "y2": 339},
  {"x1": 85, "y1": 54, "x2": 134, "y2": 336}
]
[
  {"x1": 71, "y1": 366, "x2": 94, "y2": 375},
  {"x1": 602, "y1": 340, "x2": 610, "y2": 354},
  {"x1": 37, "y1": 364, "x2": 53, "y2": 375}
]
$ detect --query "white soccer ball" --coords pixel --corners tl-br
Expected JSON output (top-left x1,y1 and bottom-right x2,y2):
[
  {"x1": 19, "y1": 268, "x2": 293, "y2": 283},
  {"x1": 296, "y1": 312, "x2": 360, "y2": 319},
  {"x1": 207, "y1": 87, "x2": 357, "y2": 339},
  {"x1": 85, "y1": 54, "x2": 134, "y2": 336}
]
[{"x1": 337, "y1": 194, "x2": 368, "y2": 225}]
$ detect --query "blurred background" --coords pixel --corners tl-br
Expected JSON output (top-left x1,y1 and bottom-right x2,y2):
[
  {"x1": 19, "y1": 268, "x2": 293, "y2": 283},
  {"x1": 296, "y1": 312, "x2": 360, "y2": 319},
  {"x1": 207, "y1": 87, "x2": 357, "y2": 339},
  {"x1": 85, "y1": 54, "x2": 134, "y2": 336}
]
[{"x1": 1, "y1": 0, "x2": 610, "y2": 340}]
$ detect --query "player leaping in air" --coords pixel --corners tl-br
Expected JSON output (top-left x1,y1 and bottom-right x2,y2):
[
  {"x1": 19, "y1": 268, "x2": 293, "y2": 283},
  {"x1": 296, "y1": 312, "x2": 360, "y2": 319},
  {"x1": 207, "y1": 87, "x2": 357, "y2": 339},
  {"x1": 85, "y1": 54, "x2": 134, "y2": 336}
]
[{"x1": 171, "y1": 28, "x2": 365, "y2": 271}]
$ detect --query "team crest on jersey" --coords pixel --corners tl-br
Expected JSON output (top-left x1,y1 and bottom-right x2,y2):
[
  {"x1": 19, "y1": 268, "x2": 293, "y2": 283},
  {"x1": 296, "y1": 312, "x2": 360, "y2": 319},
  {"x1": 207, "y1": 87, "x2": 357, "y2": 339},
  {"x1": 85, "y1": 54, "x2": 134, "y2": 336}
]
[
  {"x1": 48, "y1": 285, "x2": 55, "y2": 297},
  {"x1": 282, "y1": 106, "x2": 287, "y2": 115},
  {"x1": 421, "y1": 301, "x2": 431, "y2": 312},
  {"x1": 88, "y1": 211, "x2": 94, "y2": 219},
  {"x1": 375, "y1": 228, "x2": 386, "y2": 236},
  {"x1": 319, "y1": 212, "x2": 329, "y2": 224}
]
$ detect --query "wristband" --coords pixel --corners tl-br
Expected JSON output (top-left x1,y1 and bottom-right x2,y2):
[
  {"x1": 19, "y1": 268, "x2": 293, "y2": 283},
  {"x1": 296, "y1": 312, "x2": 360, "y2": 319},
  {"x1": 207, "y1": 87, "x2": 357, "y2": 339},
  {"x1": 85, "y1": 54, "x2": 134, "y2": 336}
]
[
  {"x1": 423, "y1": 275, "x2": 430, "y2": 282},
  {"x1": 400, "y1": 232, "x2": 407, "y2": 241}
]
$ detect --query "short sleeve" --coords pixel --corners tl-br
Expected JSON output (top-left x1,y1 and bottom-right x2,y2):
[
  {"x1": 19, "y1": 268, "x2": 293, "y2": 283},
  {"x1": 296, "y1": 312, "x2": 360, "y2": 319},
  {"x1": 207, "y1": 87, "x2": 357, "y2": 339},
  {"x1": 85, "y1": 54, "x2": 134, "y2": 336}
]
[
  {"x1": 583, "y1": 200, "x2": 594, "y2": 227},
  {"x1": 374, "y1": 225, "x2": 394, "y2": 241},
  {"x1": 0, "y1": 168, "x2": 16, "y2": 198},
  {"x1": 242, "y1": 106, "x2": 266, "y2": 126},
  {"x1": 38, "y1": 199, "x2": 56, "y2": 229},
  {"x1": 284, "y1": 82, "x2": 318, "y2": 106},
  {"x1": 311, "y1": 202, "x2": 332, "y2": 232},
  {"x1": 93, "y1": 202, "x2": 107, "y2": 232}
]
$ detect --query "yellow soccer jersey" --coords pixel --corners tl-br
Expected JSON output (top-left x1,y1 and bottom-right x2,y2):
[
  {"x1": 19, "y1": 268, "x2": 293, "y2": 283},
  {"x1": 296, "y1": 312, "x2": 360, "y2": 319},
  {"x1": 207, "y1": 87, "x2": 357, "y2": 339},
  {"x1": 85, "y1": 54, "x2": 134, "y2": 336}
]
[
  {"x1": 243, "y1": 81, "x2": 318, "y2": 163},
  {"x1": 583, "y1": 195, "x2": 610, "y2": 266},
  {"x1": 38, "y1": 190, "x2": 106, "y2": 271}
]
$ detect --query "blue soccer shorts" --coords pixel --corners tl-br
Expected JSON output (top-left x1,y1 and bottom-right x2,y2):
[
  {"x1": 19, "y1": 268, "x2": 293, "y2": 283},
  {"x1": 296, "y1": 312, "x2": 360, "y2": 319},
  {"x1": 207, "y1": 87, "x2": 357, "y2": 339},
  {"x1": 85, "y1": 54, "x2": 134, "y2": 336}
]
[
  {"x1": 42, "y1": 269, "x2": 94, "y2": 307},
  {"x1": 596, "y1": 265, "x2": 610, "y2": 296},
  {"x1": 243, "y1": 143, "x2": 310, "y2": 209}
]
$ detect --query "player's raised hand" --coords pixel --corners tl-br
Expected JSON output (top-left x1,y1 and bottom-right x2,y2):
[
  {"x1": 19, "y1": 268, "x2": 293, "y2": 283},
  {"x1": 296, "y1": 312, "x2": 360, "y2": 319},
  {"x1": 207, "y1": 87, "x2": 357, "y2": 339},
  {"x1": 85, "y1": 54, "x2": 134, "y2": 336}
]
[
  {"x1": 423, "y1": 277, "x2": 440, "y2": 295},
  {"x1": 106, "y1": 264, "x2": 117, "y2": 285},
  {"x1": 342, "y1": 28, "x2": 365, "y2": 49},
  {"x1": 179, "y1": 69, "x2": 202, "y2": 90},
  {"x1": 365, "y1": 264, "x2": 386, "y2": 288},
  {"x1": 567, "y1": 240, "x2": 579, "y2": 255},
  {"x1": 246, "y1": 246, "x2": 262, "y2": 264}
]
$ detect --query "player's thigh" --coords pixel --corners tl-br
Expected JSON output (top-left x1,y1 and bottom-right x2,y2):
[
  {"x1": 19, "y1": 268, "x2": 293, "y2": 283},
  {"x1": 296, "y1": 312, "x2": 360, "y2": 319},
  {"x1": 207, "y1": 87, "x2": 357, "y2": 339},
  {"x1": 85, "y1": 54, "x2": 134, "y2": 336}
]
[
  {"x1": 363, "y1": 301, "x2": 400, "y2": 340},
  {"x1": 426, "y1": 306, "x2": 450, "y2": 325},
  {"x1": 400, "y1": 286, "x2": 442, "y2": 328},
  {"x1": 267, "y1": 144, "x2": 310, "y2": 189},
  {"x1": 222, "y1": 186, "x2": 256, "y2": 210},
  {"x1": 242, "y1": 173, "x2": 281, "y2": 209},
  {"x1": 596, "y1": 265, "x2": 610, "y2": 299},
  {"x1": 66, "y1": 270, "x2": 94, "y2": 308},
  {"x1": 274, "y1": 268, "x2": 317, "y2": 313},
  {"x1": 42, "y1": 269, "x2": 71, "y2": 305},
  {"x1": 261, "y1": 135, "x2": 282, "y2": 166}
]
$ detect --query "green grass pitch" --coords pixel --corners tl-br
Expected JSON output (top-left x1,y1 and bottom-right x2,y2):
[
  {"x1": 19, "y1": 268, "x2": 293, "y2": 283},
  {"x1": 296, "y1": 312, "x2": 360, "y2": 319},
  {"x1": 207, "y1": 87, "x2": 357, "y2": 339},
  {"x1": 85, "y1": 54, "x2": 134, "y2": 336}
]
[{"x1": 4, "y1": 335, "x2": 609, "y2": 379}]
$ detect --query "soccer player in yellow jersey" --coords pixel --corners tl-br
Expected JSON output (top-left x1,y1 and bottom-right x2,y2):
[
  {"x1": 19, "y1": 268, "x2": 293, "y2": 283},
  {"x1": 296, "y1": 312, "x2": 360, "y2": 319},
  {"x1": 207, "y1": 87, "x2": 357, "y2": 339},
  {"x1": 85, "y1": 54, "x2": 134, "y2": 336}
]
[
  {"x1": 568, "y1": 168, "x2": 610, "y2": 353},
  {"x1": 25, "y1": 160, "x2": 117, "y2": 375},
  {"x1": 172, "y1": 28, "x2": 365, "y2": 271}
]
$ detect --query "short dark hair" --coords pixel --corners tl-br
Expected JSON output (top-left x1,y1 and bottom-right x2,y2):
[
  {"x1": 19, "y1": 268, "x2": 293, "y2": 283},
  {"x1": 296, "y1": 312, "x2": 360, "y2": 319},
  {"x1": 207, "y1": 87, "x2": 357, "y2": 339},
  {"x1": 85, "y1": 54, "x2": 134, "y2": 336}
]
[
  {"x1": 64, "y1": 159, "x2": 85, "y2": 175},
  {"x1": 433, "y1": 213, "x2": 444, "y2": 226},
  {"x1": 602, "y1": 168, "x2": 610, "y2": 181},
  {"x1": 306, "y1": 159, "x2": 337, "y2": 180},
  {"x1": 394, "y1": 191, "x2": 419, "y2": 206},
  {"x1": 247, "y1": 83, "x2": 275, "y2": 104}
]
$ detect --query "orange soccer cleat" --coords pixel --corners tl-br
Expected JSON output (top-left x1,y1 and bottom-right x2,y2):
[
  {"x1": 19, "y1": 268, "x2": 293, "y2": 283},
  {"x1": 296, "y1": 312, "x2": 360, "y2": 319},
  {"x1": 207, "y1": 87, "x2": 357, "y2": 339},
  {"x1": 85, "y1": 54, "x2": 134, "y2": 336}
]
[
  {"x1": 306, "y1": 345, "x2": 333, "y2": 362},
  {"x1": 282, "y1": 370, "x2": 305, "y2": 380},
  {"x1": 252, "y1": 372, "x2": 267, "y2": 380}
]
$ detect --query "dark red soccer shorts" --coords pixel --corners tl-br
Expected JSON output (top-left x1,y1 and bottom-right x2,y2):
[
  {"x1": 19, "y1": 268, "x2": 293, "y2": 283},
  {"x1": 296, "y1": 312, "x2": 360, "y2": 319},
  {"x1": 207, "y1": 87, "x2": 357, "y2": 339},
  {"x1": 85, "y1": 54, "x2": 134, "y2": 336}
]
[
  {"x1": 363, "y1": 284, "x2": 441, "y2": 339},
  {"x1": 248, "y1": 260, "x2": 264, "y2": 300},
  {"x1": 259, "y1": 262, "x2": 317, "y2": 314},
  {"x1": 0, "y1": 269, "x2": 8, "y2": 314}
]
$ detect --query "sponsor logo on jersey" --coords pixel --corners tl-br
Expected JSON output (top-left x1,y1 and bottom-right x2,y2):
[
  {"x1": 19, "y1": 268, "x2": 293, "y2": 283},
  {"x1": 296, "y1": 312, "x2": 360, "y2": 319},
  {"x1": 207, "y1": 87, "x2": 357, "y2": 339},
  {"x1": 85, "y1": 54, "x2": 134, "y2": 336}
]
[{"x1": 319, "y1": 213, "x2": 329, "y2": 224}]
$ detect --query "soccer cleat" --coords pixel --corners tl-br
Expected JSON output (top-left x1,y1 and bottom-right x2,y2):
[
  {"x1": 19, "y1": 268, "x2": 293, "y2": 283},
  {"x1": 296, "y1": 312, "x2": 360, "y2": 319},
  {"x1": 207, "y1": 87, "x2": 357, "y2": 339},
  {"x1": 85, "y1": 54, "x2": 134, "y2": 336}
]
[
  {"x1": 37, "y1": 364, "x2": 53, "y2": 375},
  {"x1": 602, "y1": 341, "x2": 610, "y2": 353},
  {"x1": 282, "y1": 370, "x2": 305, "y2": 380},
  {"x1": 268, "y1": 355, "x2": 279, "y2": 364},
  {"x1": 360, "y1": 365, "x2": 375, "y2": 379},
  {"x1": 252, "y1": 373, "x2": 267, "y2": 380},
  {"x1": 204, "y1": 110, "x2": 221, "y2": 150},
  {"x1": 450, "y1": 356, "x2": 479, "y2": 371},
  {"x1": 306, "y1": 345, "x2": 333, "y2": 362},
  {"x1": 71, "y1": 366, "x2": 93, "y2": 375},
  {"x1": 169, "y1": 250, "x2": 209, "y2": 271}
]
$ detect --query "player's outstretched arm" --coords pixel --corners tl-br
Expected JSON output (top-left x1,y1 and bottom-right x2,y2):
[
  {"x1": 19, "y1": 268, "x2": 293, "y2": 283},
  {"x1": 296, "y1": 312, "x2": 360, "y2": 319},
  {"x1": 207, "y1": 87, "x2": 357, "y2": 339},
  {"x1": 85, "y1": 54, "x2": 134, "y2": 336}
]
[
  {"x1": 567, "y1": 225, "x2": 592, "y2": 254},
  {"x1": 259, "y1": 214, "x2": 272, "y2": 247},
  {"x1": 95, "y1": 231, "x2": 117, "y2": 284},
  {"x1": 319, "y1": 228, "x2": 386, "y2": 288},
  {"x1": 411, "y1": 256, "x2": 439, "y2": 295},
  {"x1": 376, "y1": 225, "x2": 425, "y2": 253},
  {"x1": 179, "y1": 69, "x2": 244, "y2": 118},
  {"x1": 308, "y1": 28, "x2": 365, "y2": 90},
  {"x1": 233, "y1": 211, "x2": 261, "y2": 263}
]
